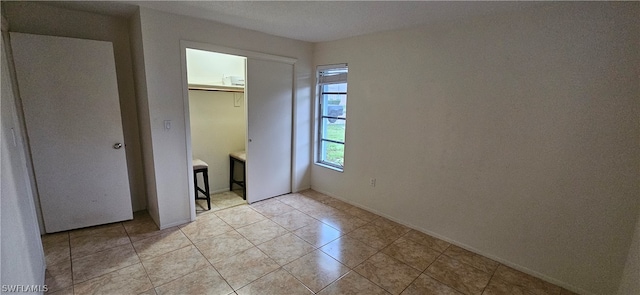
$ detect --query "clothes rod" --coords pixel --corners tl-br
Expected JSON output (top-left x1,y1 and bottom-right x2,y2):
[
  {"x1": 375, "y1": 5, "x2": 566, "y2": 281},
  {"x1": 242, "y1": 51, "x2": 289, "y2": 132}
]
[{"x1": 188, "y1": 84, "x2": 244, "y2": 93}]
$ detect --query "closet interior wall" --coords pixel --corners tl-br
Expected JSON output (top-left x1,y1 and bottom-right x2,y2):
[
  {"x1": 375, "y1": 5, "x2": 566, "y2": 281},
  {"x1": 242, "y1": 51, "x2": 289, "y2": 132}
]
[{"x1": 188, "y1": 89, "x2": 245, "y2": 194}]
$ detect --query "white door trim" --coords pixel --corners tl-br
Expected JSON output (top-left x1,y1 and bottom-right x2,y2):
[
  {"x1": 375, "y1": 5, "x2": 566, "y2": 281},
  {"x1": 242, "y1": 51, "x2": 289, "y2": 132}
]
[
  {"x1": 181, "y1": 41, "x2": 297, "y2": 65},
  {"x1": 179, "y1": 40, "x2": 297, "y2": 221}
]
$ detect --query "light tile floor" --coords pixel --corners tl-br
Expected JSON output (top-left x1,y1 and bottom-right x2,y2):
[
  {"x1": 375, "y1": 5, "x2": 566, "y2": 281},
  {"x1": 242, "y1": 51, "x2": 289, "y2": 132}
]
[{"x1": 42, "y1": 190, "x2": 579, "y2": 295}]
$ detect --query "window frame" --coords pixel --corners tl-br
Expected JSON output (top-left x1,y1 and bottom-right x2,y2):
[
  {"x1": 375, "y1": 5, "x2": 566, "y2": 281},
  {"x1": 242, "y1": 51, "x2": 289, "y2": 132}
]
[{"x1": 316, "y1": 64, "x2": 348, "y2": 171}]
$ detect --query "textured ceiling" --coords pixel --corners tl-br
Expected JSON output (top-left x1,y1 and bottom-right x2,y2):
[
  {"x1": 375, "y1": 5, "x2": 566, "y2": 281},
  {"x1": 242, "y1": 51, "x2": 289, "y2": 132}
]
[{"x1": 43, "y1": 1, "x2": 543, "y2": 43}]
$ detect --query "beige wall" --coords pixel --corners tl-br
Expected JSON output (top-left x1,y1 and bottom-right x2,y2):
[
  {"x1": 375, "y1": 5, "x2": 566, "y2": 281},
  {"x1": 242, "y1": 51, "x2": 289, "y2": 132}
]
[
  {"x1": 135, "y1": 7, "x2": 313, "y2": 228},
  {"x1": 618, "y1": 213, "x2": 640, "y2": 295},
  {"x1": 312, "y1": 2, "x2": 639, "y2": 294},
  {"x1": 129, "y1": 8, "x2": 158, "y2": 224},
  {"x1": 186, "y1": 49, "x2": 245, "y2": 86},
  {"x1": 3, "y1": 2, "x2": 147, "y2": 212},
  {"x1": 189, "y1": 90, "x2": 246, "y2": 193}
]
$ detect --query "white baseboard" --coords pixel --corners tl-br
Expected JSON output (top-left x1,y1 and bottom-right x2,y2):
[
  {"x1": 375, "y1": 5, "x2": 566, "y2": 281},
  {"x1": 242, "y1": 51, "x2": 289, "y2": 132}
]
[
  {"x1": 211, "y1": 188, "x2": 231, "y2": 194},
  {"x1": 308, "y1": 187, "x2": 591, "y2": 295},
  {"x1": 158, "y1": 218, "x2": 191, "y2": 230}
]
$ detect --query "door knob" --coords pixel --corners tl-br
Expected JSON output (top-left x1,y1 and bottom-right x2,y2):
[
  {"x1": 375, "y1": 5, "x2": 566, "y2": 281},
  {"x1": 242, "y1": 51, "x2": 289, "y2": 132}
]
[{"x1": 113, "y1": 143, "x2": 123, "y2": 149}]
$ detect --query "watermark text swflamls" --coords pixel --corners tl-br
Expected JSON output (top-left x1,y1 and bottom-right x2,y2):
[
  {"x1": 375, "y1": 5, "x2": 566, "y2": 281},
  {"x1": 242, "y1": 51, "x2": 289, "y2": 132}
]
[{"x1": 1, "y1": 285, "x2": 48, "y2": 292}]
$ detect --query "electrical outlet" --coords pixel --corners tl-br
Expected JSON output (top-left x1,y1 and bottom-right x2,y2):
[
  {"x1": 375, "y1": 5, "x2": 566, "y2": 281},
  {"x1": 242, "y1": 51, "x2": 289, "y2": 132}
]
[{"x1": 369, "y1": 178, "x2": 376, "y2": 187}]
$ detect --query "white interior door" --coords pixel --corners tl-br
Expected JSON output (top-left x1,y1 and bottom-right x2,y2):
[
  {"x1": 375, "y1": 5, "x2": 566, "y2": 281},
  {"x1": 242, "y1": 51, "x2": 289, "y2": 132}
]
[
  {"x1": 10, "y1": 32, "x2": 133, "y2": 233},
  {"x1": 246, "y1": 58, "x2": 293, "y2": 203}
]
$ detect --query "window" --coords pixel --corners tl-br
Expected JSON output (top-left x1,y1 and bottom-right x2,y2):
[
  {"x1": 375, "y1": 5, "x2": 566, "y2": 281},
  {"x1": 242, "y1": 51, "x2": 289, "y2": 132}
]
[{"x1": 317, "y1": 64, "x2": 348, "y2": 170}]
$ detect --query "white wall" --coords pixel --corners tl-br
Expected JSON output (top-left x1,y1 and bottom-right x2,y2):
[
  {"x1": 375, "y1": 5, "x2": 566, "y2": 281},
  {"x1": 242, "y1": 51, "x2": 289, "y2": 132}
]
[
  {"x1": 134, "y1": 7, "x2": 313, "y2": 228},
  {"x1": 3, "y1": 2, "x2": 147, "y2": 212},
  {"x1": 189, "y1": 90, "x2": 246, "y2": 193},
  {"x1": 130, "y1": 8, "x2": 159, "y2": 225},
  {"x1": 312, "y1": 2, "x2": 639, "y2": 294},
  {"x1": 186, "y1": 49, "x2": 245, "y2": 86},
  {"x1": 618, "y1": 213, "x2": 640, "y2": 295},
  {"x1": 1, "y1": 26, "x2": 46, "y2": 291}
]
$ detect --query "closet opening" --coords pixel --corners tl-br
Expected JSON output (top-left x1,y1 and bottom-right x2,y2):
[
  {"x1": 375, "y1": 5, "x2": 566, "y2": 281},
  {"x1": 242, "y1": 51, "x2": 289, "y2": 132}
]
[{"x1": 185, "y1": 48, "x2": 248, "y2": 215}]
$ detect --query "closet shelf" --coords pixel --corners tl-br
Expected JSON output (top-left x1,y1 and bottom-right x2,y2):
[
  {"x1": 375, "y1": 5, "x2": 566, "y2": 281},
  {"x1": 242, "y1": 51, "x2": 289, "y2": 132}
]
[{"x1": 188, "y1": 84, "x2": 244, "y2": 93}]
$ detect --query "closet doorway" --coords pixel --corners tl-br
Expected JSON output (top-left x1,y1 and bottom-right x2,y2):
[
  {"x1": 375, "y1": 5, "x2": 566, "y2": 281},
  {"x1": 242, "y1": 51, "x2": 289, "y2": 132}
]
[
  {"x1": 181, "y1": 42, "x2": 296, "y2": 220},
  {"x1": 186, "y1": 48, "x2": 247, "y2": 214}
]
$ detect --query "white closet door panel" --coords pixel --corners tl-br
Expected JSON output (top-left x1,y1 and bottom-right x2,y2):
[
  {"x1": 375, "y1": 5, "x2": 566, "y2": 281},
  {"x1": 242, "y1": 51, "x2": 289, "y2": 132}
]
[
  {"x1": 10, "y1": 32, "x2": 132, "y2": 233},
  {"x1": 246, "y1": 58, "x2": 293, "y2": 203}
]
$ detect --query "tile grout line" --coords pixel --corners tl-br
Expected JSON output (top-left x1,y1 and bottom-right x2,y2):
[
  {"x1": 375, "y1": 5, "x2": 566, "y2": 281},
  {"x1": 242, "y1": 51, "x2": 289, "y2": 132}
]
[
  {"x1": 52, "y1": 231, "x2": 69, "y2": 291},
  {"x1": 313, "y1": 268, "x2": 352, "y2": 294},
  {"x1": 178, "y1": 214, "x2": 245, "y2": 292},
  {"x1": 289, "y1": 193, "x2": 425, "y2": 294},
  {"x1": 218, "y1": 197, "x2": 352, "y2": 294},
  {"x1": 416, "y1": 243, "x2": 468, "y2": 294},
  {"x1": 53, "y1": 191, "x2": 567, "y2": 294},
  {"x1": 256, "y1": 203, "x2": 344, "y2": 294},
  {"x1": 480, "y1": 264, "x2": 501, "y2": 295},
  {"x1": 228, "y1": 213, "x2": 314, "y2": 293},
  {"x1": 123, "y1": 221, "x2": 155, "y2": 294},
  {"x1": 46, "y1": 193, "x2": 380, "y2": 294},
  {"x1": 278, "y1": 266, "x2": 316, "y2": 294},
  {"x1": 260, "y1": 194, "x2": 374, "y2": 294},
  {"x1": 175, "y1": 196, "x2": 296, "y2": 293},
  {"x1": 66, "y1": 231, "x2": 74, "y2": 292},
  {"x1": 395, "y1": 233, "x2": 447, "y2": 295},
  {"x1": 65, "y1": 223, "x2": 133, "y2": 291},
  {"x1": 424, "y1": 242, "x2": 505, "y2": 295},
  {"x1": 439, "y1": 247, "x2": 501, "y2": 294},
  {"x1": 304, "y1": 191, "x2": 564, "y2": 295},
  {"x1": 48, "y1": 195, "x2": 430, "y2": 292},
  {"x1": 194, "y1": 206, "x2": 282, "y2": 293},
  {"x1": 142, "y1": 242, "x2": 210, "y2": 291},
  {"x1": 370, "y1": 233, "x2": 423, "y2": 295},
  {"x1": 183, "y1": 228, "x2": 236, "y2": 294},
  {"x1": 67, "y1": 223, "x2": 131, "y2": 261},
  {"x1": 70, "y1": 224, "x2": 138, "y2": 289}
]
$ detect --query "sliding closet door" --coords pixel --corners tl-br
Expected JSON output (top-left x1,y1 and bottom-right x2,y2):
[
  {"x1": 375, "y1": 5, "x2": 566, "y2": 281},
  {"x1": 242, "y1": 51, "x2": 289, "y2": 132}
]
[{"x1": 246, "y1": 58, "x2": 293, "y2": 203}]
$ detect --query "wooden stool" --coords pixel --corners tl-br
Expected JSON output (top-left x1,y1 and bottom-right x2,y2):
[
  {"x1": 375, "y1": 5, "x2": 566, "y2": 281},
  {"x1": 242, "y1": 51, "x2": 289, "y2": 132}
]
[
  {"x1": 229, "y1": 151, "x2": 246, "y2": 199},
  {"x1": 193, "y1": 159, "x2": 211, "y2": 210}
]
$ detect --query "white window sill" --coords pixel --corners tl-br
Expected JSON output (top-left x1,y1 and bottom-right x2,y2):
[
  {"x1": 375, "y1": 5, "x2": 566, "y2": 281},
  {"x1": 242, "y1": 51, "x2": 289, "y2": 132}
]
[{"x1": 315, "y1": 162, "x2": 344, "y2": 173}]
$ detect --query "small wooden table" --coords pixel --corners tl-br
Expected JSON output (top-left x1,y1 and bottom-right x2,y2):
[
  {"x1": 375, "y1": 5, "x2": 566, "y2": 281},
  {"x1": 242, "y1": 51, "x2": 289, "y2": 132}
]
[{"x1": 229, "y1": 151, "x2": 246, "y2": 199}]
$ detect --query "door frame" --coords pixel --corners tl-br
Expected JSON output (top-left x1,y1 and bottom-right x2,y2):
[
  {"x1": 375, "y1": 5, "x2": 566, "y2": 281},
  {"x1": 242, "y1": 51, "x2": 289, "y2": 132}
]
[{"x1": 179, "y1": 40, "x2": 297, "y2": 221}]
